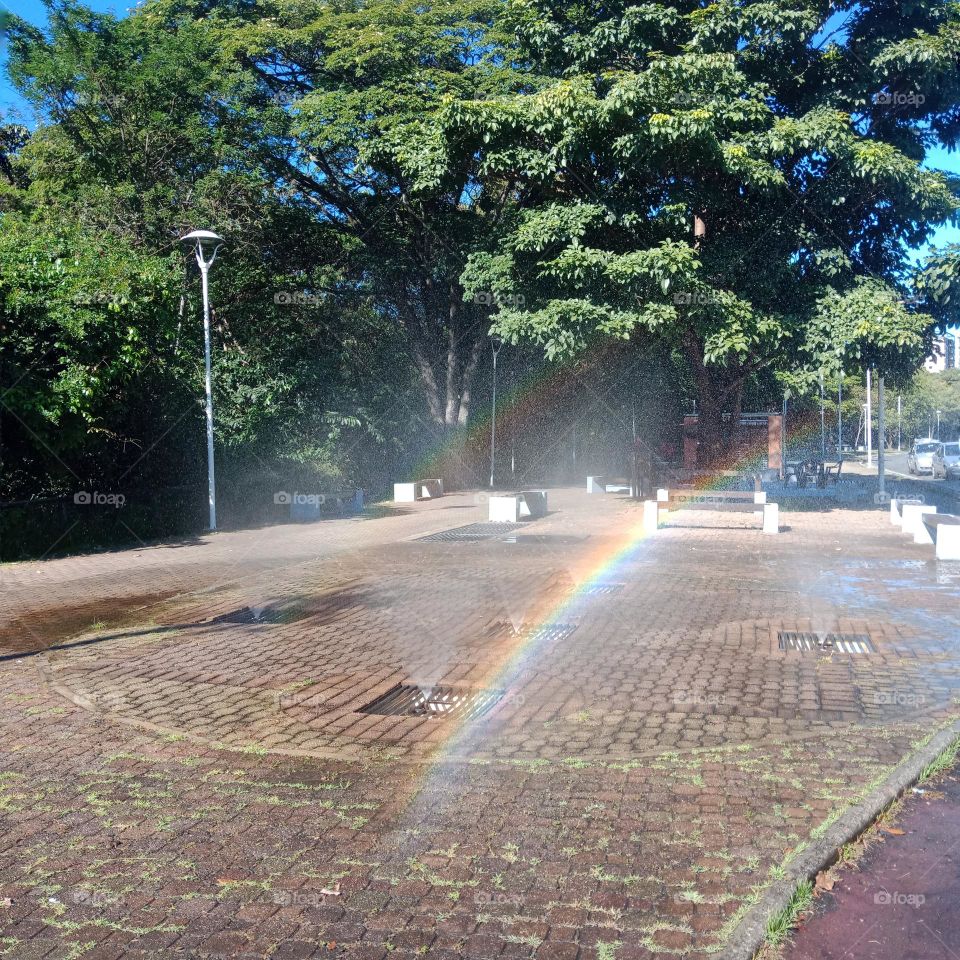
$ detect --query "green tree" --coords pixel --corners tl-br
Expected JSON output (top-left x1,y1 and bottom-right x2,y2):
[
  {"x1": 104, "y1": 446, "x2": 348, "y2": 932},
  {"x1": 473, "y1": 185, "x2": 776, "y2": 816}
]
[
  {"x1": 191, "y1": 0, "x2": 533, "y2": 444},
  {"x1": 1, "y1": 1, "x2": 422, "y2": 512},
  {"x1": 442, "y1": 0, "x2": 960, "y2": 463}
]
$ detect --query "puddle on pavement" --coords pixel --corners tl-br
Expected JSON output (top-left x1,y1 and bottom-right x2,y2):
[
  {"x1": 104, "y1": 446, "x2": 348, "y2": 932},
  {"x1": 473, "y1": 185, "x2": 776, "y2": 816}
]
[{"x1": 0, "y1": 590, "x2": 179, "y2": 656}]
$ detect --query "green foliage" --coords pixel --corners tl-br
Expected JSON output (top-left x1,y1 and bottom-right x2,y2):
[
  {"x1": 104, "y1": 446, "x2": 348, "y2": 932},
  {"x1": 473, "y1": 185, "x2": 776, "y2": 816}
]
[
  {"x1": 2, "y1": 0, "x2": 960, "y2": 545},
  {"x1": 438, "y1": 0, "x2": 960, "y2": 456}
]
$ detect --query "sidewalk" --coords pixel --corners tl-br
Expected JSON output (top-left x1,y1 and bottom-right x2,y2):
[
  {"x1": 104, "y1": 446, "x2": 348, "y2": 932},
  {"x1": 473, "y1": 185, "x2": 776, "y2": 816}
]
[
  {"x1": 786, "y1": 763, "x2": 960, "y2": 960},
  {"x1": 2, "y1": 487, "x2": 959, "y2": 959}
]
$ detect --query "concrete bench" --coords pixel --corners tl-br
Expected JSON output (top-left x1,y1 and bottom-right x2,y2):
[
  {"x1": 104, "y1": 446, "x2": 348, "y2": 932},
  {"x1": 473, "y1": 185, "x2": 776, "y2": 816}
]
[
  {"x1": 489, "y1": 490, "x2": 548, "y2": 523},
  {"x1": 656, "y1": 489, "x2": 767, "y2": 506},
  {"x1": 921, "y1": 514, "x2": 960, "y2": 558},
  {"x1": 394, "y1": 479, "x2": 444, "y2": 503},
  {"x1": 645, "y1": 489, "x2": 778, "y2": 534},
  {"x1": 901, "y1": 503, "x2": 937, "y2": 541},
  {"x1": 890, "y1": 496, "x2": 924, "y2": 527},
  {"x1": 289, "y1": 489, "x2": 363, "y2": 520},
  {"x1": 587, "y1": 475, "x2": 635, "y2": 495}
]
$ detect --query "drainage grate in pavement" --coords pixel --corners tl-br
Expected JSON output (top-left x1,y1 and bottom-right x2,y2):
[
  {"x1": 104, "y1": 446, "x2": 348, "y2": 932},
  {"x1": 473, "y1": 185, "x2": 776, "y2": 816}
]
[
  {"x1": 502, "y1": 534, "x2": 590, "y2": 544},
  {"x1": 359, "y1": 684, "x2": 504, "y2": 719},
  {"x1": 513, "y1": 623, "x2": 578, "y2": 645},
  {"x1": 209, "y1": 604, "x2": 305, "y2": 625},
  {"x1": 778, "y1": 631, "x2": 875, "y2": 654},
  {"x1": 581, "y1": 582, "x2": 625, "y2": 596},
  {"x1": 417, "y1": 522, "x2": 523, "y2": 542}
]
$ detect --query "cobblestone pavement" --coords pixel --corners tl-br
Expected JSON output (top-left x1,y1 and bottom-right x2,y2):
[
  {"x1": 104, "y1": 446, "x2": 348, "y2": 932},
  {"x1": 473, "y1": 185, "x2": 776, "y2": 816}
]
[{"x1": 2, "y1": 487, "x2": 959, "y2": 959}]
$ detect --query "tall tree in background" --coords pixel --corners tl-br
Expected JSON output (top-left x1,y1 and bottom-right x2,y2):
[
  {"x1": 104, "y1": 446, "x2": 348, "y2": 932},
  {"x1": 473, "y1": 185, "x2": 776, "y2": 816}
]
[
  {"x1": 1, "y1": 1, "x2": 419, "y2": 502},
  {"x1": 442, "y1": 0, "x2": 960, "y2": 463},
  {"x1": 191, "y1": 0, "x2": 534, "y2": 442}
]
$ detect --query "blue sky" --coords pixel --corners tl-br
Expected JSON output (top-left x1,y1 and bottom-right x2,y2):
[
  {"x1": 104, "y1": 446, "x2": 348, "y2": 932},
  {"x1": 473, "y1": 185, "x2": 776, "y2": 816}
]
[{"x1": 2, "y1": 0, "x2": 958, "y2": 254}]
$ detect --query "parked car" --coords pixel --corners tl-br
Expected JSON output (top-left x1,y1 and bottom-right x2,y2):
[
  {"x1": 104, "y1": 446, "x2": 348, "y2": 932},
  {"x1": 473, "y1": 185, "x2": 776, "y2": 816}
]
[
  {"x1": 933, "y1": 441, "x2": 960, "y2": 479},
  {"x1": 908, "y1": 438, "x2": 940, "y2": 475}
]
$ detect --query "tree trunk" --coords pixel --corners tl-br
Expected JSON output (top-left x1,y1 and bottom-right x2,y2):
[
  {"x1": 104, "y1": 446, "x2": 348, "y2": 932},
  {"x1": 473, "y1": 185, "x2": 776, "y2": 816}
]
[
  {"x1": 402, "y1": 283, "x2": 486, "y2": 487},
  {"x1": 685, "y1": 330, "x2": 746, "y2": 469}
]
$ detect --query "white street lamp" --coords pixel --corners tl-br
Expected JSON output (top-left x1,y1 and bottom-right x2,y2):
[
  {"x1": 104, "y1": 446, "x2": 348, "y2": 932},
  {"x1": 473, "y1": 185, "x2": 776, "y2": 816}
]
[
  {"x1": 180, "y1": 229, "x2": 224, "y2": 531},
  {"x1": 489, "y1": 336, "x2": 504, "y2": 489}
]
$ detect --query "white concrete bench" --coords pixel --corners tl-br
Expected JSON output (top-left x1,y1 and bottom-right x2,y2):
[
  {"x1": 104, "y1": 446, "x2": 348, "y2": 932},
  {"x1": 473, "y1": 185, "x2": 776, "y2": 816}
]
[
  {"x1": 921, "y1": 514, "x2": 960, "y2": 558},
  {"x1": 901, "y1": 503, "x2": 937, "y2": 541},
  {"x1": 393, "y1": 479, "x2": 444, "y2": 502},
  {"x1": 890, "y1": 496, "x2": 924, "y2": 527},
  {"x1": 288, "y1": 489, "x2": 364, "y2": 520},
  {"x1": 587, "y1": 475, "x2": 634, "y2": 495},
  {"x1": 644, "y1": 489, "x2": 778, "y2": 534},
  {"x1": 489, "y1": 490, "x2": 548, "y2": 523}
]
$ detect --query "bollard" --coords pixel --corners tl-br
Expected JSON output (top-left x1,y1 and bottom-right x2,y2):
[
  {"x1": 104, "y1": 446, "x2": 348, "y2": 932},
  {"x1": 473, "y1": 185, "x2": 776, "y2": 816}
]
[
  {"x1": 643, "y1": 500, "x2": 660, "y2": 534},
  {"x1": 762, "y1": 502, "x2": 779, "y2": 535}
]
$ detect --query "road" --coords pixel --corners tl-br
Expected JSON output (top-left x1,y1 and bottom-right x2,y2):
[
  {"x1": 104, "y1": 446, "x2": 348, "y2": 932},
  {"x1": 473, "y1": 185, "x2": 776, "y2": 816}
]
[{"x1": 873, "y1": 451, "x2": 960, "y2": 498}]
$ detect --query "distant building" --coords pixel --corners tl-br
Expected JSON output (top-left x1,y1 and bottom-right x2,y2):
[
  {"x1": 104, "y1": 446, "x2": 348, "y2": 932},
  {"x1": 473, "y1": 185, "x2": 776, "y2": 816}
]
[{"x1": 925, "y1": 334, "x2": 958, "y2": 372}]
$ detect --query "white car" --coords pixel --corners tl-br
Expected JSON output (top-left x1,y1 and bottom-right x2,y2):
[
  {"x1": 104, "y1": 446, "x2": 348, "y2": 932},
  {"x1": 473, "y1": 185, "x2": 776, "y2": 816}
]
[
  {"x1": 933, "y1": 441, "x2": 960, "y2": 479},
  {"x1": 908, "y1": 439, "x2": 940, "y2": 475}
]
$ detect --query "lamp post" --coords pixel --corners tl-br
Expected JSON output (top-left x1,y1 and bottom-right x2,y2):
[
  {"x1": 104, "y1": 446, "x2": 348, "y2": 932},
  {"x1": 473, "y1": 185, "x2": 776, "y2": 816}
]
[
  {"x1": 180, "y1": 230, "x2": 224, "y2": 531},
  {"x1": 877, "y1": 375, "x2": 886, "y2": 498},
  {"x1": 837, "y1": 373, "x2": 843, "y2": 457},
  {"x1": 937, "y1": 409, "x2": 942, "y2": 440},
  {"x1": 897, "y1": 393, "x2": 902, "y2": 450},
  {"x1": 489, "y1": 336, "x2": 504, "y2": 489},
  {"x1": 819, "y1": 370, "x2": 825, "y2": 459}
]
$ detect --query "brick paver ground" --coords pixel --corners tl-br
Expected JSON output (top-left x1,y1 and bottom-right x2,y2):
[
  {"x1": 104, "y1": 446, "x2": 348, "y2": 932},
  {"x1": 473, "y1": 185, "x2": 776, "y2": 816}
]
[{"x1": 2, "y1": 486, "x2": 959, "y2": 959}]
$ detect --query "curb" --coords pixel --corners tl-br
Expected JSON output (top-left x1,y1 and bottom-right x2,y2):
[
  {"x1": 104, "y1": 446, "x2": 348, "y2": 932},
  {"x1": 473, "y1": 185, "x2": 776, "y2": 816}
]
[{"x1": 716, "y1": 718, "x2": 960, "y2": 960}]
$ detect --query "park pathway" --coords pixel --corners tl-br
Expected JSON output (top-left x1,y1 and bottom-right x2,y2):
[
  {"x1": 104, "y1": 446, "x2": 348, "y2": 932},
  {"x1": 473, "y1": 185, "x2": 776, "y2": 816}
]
[{"x1": 2, "y1": 487, "x2": 959, "y2": 959}]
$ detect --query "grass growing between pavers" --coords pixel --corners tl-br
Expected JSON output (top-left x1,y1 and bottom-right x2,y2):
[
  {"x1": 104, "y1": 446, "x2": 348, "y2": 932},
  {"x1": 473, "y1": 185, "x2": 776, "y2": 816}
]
[
  {"x1": 4, "y1": 687, "x2": 958, "y2": 958},
  {"x1": 5, "y1": 497, "x2": 960, "y2": 957}
]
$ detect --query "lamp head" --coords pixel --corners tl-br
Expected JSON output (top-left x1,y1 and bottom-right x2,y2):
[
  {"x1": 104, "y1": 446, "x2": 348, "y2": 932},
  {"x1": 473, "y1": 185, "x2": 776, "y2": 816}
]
[{"x1": 180, "y1": 229, "x2": 224, "y2": 268}]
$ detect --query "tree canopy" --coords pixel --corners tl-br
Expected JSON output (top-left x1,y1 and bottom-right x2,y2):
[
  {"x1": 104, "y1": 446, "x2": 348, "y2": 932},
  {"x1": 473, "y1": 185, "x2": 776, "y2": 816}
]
[{"x1": 1, "y1": 0, "x2": 959, "y2": 538}]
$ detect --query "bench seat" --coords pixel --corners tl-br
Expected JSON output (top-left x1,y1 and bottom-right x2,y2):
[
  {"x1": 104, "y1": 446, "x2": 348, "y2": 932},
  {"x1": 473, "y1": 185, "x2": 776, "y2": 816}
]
[
  {"x1": 489, "y1": 490, "x2": 548, "y2": 523},
  {"x1": 922, "y1": 513, "x2": 960, "y2": 559},
  {"x1": 394, "y1": 479, "x2": 444, "y2": 503}
]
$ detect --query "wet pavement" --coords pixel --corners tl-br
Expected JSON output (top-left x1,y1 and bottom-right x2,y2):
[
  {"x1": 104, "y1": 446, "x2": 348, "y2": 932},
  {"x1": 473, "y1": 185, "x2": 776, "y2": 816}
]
[
  {"x1": 786, "y1": 764, "x2": 960, "y2": 960},
  {"x1": 2, "y1": 484, "x2": 959, "y2": 959}
]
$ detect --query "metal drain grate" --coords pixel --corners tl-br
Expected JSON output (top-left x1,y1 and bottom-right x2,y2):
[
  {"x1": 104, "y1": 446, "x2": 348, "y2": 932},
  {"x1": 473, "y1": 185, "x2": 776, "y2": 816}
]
[
  {"x1": 581, "y1": 583, "x2": 624, "y2": 596},
  {"x1": 502, "y1": 534, "x2": 590, "y2": 544},
  {"x1": 778, "y1": 631, "x2": 875, "y2": 654},
  {"x1": 513, "y1": 623, "x2": 578, "y2": 644},
  {"x1": 359, "y1": 684, "x2": 504, "y2": 719},
  {"x1": 209, "y1": 604, "x2": 304, "y2": 625},
  {"x1": 417, "y1": 522, "x2": 523, "y2": 542}
]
